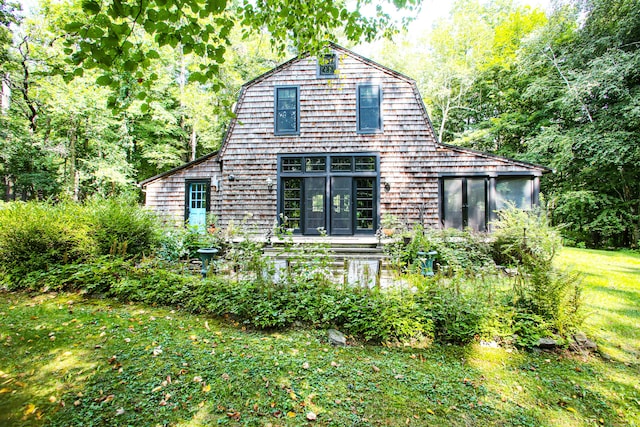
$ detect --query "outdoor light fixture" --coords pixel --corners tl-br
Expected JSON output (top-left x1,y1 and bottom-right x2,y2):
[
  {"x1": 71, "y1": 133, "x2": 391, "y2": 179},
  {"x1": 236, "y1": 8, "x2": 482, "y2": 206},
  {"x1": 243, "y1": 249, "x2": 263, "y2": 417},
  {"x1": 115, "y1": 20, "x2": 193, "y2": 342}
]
[
  {"x1": 383, "y1": 179, "x2": 391, "y2": 192},
  {"x1": 266, "y1": 177, "x2": 273, "y2": 190},
  {"x1": 228, "y1": 174, "x2": 236, "y2": 181}
]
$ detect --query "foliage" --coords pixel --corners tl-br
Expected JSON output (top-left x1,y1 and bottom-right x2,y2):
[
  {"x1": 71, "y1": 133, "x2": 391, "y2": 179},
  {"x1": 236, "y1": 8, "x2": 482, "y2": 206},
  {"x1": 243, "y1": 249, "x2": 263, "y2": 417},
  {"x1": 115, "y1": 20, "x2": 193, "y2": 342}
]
[
  {"x1": 86, "y1": 196, "x2": 160, "y2": 258},
  {"x1": 0, "y1": 201, "x2": 95, "y2": 282},
  {"x1": 385, "y1": 226, "x2": 494, "y2": 274},
  {"x1": 492, "y1": 206, "x2": 582, "y2": 335},
  {"x1": 59, "y1": 0, "x2": 419, "y2": 103},
  {"x1": 0, "y1": 199, "x2": 162, "y2": 285},
  {"x1": 417, "y1": 274, "x2": 494, "y2": 344}
]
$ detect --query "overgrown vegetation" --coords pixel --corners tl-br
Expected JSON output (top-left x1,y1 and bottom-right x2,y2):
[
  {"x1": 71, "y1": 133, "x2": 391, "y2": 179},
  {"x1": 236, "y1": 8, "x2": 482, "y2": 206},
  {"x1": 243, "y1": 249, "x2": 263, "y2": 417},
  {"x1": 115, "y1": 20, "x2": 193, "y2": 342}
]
[
  {"x1": 0, "y1": 199, "x2": 583, "y2": 348},
  {"x1": 2, "y1": 199, "x2": 638, "y2": 426}
]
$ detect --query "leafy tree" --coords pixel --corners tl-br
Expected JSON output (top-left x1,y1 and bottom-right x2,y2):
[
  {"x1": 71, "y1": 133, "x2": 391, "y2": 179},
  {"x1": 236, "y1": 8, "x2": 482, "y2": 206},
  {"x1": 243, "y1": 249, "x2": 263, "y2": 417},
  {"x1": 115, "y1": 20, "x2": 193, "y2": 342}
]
[{"x1": 58, "y1": 0, "x2": 420, "y2": 104}]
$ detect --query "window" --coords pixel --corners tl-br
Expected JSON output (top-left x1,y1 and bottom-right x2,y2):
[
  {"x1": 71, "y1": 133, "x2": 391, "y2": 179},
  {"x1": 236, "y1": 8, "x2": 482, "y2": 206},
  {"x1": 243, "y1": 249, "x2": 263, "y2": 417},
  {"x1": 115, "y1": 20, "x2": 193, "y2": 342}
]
[
  {"x1": 274, "y1": 86, "x2": 299, "y2": 135},
  {"x1": 496, "y1": 177, "x2": 533, "y2": 210},
  {"x1": 357, "y1": 84, "x2": 382, "y2": 133},
  {"x1": 441, "y1": 177, "x2": 487, "y2": 232},
  {"x1": 317, "y1": 53, "x2": 337, "y2": 77}
]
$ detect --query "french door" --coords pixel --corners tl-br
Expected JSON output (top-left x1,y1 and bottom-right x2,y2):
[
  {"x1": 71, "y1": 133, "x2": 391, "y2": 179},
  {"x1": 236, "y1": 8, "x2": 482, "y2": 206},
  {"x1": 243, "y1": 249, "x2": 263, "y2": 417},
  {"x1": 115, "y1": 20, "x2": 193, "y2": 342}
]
[
  {"x1": 442, "y1": 177, "x2": 487, "y2": 231},
  {"x1": 279, "y1": 154, "x2": 378, "y2": 236}
]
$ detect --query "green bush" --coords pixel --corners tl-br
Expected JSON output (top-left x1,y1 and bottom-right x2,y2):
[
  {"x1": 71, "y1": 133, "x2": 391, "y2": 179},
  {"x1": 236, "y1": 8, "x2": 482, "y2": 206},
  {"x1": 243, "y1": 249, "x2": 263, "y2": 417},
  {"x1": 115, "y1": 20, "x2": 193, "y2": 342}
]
[
  {"x1": 87, "y1": 196, "x2": 160, "y2": 258},
  {"x1": 492, "y1": 205, "x2": 583, "y2": 335},
  {"x1": 0, "y1": 201, "x2": 95, "y2": 283}
]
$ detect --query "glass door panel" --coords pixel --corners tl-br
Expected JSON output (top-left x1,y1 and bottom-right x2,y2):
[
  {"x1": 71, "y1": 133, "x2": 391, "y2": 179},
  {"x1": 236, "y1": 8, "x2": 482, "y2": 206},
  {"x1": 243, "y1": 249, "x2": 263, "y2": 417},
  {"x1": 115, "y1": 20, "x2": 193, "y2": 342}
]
[
  {"x1": 331, "y1": 177, "x2": 353, "y2": 235},
  {"x1": 443, "y1": 179, "x2": 463, "y2": 229},
  {"x1": 304, "y1": 177, "x2": 326, "y2": 234},
  {"x1": 355, "y1": 178, "x2": 374, "y2": 231},
  {"x1": 467, "y1": 178, "x2": 487, "y2": 232}
]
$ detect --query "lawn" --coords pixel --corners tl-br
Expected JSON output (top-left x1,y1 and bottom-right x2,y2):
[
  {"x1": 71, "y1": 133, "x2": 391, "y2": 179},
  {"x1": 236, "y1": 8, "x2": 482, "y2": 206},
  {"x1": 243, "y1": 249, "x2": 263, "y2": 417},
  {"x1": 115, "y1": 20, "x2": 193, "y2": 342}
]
[{"x1": 1, "y1": 248, "x2": 639, "y2": 426}]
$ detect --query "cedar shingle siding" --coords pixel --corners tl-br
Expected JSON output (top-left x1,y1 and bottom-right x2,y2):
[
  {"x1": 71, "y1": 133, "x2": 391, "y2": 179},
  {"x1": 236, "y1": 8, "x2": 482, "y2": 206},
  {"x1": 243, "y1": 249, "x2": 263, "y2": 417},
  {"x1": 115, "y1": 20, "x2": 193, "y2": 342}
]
[{"x1": 141, "y1": 44, "x2": 548, "y2": 234}]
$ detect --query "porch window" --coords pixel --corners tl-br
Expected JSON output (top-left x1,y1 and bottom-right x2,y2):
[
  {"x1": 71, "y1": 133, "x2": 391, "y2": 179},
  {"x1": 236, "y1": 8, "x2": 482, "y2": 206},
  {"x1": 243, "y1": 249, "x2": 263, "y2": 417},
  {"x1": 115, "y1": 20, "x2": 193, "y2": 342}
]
[
  {"x1": 274, "y1": 86, "x2": 299, "y2": 135},
  {"x1": 496, "y1": 177, "x2": 533, "y2": 210},
  {"x1": 357, "y1": 84, "x2": 382, "y2": 133}
]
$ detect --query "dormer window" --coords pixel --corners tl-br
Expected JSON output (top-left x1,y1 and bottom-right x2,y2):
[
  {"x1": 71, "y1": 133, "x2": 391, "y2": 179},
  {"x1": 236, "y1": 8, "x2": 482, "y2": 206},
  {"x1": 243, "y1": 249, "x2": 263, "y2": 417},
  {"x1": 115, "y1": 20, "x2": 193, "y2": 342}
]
[{"x1": 317, "y1": 53, "x2": 337, "y2": 78}]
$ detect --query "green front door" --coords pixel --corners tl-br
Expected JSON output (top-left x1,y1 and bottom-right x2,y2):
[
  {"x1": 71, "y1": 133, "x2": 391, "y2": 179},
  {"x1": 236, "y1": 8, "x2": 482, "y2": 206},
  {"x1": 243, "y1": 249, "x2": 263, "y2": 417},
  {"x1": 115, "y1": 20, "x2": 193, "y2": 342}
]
[{"x1": 186, "y1": 181, "x2": 209, "y2": 230}]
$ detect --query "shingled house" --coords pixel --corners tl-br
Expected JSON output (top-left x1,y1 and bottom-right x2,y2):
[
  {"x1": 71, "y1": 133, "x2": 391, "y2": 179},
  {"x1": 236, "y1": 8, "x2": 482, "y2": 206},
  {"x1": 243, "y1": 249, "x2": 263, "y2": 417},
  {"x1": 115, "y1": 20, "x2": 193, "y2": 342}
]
[{"x1": 140, "y1": 44, "x2": 548, "y2": 237}]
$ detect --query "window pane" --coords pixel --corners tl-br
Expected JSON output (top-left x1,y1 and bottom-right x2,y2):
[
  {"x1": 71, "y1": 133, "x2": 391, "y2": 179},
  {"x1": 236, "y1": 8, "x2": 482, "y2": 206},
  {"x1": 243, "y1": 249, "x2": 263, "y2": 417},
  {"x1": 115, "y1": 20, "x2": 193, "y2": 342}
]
[
  {"x1": 331, "y1": 157, "x2": 352, "y2": 172},
  {"x1": 358, "y1": 85, "x2": 381, "y2": 131},
  {"x1": 356, "y1": 178, "x2": 374, "y2": 230},
  {"x1": 443, "y1": 179, "x2": 463, "y2": 229},
  {"x1": 318, "y1": 54, "x2": 337, "y2": 76},
  {"x1": 496, "y1": 178, "x2": 532, "y2": 210},
  {"x1": 282, "y1": 178, "x2": 301, "y2": 230},
  {"x1": 467, "y1": 178, "x2": 486, "y2": 232},
  {"x1": 355, "y1": 156, "x2": 376, "y2": 171},
  {"x1": 281, "y1": 157, "x2": 302, "y2": 172},
  {"x1": 305, "y1": 157, "x2": 326, "y2": 172},
  {"x1": 276, "y1": 110, "x2": 297, "y2": 132},
  {"x1": 275, "y1": 87, "x2": 298, "y2": 133}
]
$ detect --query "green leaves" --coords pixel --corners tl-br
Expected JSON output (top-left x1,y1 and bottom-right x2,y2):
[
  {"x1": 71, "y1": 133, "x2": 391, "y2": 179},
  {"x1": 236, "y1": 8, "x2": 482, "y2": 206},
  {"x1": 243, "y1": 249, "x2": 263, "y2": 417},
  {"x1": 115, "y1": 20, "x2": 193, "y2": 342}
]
[{"x1": 81, "y1": 0, "x2": 101, "y2": 14}]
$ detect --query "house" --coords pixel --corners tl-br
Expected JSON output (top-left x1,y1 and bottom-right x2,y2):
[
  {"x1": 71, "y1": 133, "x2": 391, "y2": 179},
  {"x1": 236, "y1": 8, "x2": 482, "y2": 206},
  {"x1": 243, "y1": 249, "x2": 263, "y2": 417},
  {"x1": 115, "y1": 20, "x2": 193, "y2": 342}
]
[{"x1": 140, "y1": 44, "x2": 549, "y2": 237}]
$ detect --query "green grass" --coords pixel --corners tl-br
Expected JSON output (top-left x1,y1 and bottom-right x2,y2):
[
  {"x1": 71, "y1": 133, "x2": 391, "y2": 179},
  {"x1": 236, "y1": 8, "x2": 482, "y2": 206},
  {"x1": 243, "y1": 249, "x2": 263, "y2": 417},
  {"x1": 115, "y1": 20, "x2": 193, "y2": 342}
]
[
  {"x1": 556, "y1": 248, "x2": 640, "y2": 364},
  {"x1": 1, "y1": 248, "x2": 639, "y2": 426}
]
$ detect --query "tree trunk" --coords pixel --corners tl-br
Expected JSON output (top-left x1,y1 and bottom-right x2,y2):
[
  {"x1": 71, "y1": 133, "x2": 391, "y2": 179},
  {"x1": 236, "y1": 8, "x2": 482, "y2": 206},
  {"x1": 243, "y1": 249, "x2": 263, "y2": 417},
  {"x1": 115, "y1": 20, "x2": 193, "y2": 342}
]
[
  {"x1": 68, "y1": 118, "x2": 78, "y2": 201},
  {"x1": 190, "y1": 125, "x2": 197, "y2": 161}
]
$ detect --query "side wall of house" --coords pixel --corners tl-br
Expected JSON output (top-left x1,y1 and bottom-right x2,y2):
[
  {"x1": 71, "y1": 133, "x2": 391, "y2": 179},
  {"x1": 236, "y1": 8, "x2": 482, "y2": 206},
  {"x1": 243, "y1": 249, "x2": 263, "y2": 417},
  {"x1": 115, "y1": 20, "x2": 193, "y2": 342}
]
[
  {"x1": 218, "y1": 50, "x2": 542, "y2": 235},
  {"x1": 143, "y1": 160, "x2": 222, "y2": 226}
]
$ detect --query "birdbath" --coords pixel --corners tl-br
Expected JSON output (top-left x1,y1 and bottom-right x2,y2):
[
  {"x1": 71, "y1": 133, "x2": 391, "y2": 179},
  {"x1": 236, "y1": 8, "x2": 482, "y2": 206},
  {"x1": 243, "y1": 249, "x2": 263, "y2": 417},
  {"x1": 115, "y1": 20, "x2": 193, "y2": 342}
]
[
  {"x1": 197, "y1": 248, "x2": 219, "y2": 278},
  {"x1": 417, "y1": 250, "x2": 438, "y2": 276}
]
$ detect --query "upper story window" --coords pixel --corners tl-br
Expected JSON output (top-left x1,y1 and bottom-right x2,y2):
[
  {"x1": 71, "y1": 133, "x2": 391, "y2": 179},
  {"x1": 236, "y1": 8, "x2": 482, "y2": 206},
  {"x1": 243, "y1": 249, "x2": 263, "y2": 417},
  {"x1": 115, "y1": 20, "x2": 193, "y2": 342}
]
[
  {"x1": 357, "y1": 84, "x2": 382, "y2": 133},
  {"x1": 274, "y1": 86, "x2": 299, "y2": 135},
  {"x1": 317, "y1": 53, "x2": 337, "y2": 78}
]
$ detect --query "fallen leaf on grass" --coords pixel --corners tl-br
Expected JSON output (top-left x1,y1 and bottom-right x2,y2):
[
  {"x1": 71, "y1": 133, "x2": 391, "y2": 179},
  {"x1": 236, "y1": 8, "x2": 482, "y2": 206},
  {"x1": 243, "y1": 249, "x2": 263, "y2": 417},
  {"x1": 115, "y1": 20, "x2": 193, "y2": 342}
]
[
  {"x1": 24, "y1": 403, "x2": 36, "y2": 416},
  {"x1": 202, "y1": 384, "x2": 211, "y2": 393},
  {"x1": 306, "y1": 411, "x2": 317, "y2": 421},
  {"x1": 287, "y1": 411, "x2": 296, "y2": 418},
  {"x1": 372, "y1": 365, "x2": 380, "y2": 372},
  {"x1": 0, "y1": 388, "x2": 11, "y2": 394},
  {"x1": 115, "y1": 407, "x2": 125, "y2": 416}
]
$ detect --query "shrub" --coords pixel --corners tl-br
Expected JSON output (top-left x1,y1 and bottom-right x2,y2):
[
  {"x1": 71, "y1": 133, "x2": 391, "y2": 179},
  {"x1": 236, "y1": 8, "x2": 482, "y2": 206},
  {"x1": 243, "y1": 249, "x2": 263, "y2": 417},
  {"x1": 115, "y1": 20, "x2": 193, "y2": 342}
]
[
  {"x1": 492, "y1": 205, "x2": 583, "y2": 335},
  {"x1": 0, "y1": 201, "x2": 95, "y2": 284},
  {"x1": 414, "y1": 274, "x2": 496, "y2": 344},
  {"x1": 87, "y1": 196, "x2": 160, "y2": 258}
]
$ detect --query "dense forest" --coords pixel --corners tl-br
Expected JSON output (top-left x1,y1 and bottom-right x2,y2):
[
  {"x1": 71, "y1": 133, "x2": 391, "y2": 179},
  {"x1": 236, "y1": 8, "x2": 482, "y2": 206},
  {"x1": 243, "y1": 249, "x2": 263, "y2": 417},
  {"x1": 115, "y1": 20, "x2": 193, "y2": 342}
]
[{"x1": 0, "y1": 0, "x2": 638, "y2": 248}]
